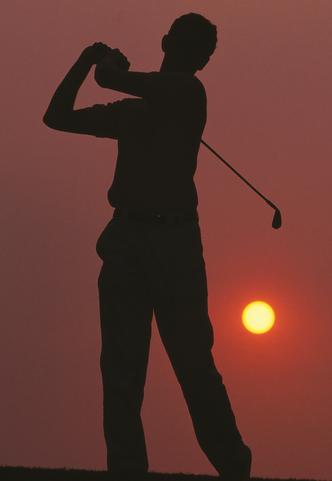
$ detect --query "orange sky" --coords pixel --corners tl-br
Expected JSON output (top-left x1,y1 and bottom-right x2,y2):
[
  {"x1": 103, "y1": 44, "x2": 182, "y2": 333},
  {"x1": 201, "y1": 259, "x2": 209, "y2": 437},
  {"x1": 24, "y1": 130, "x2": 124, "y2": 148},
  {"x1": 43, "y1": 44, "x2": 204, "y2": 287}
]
[{"x1": 1, "y1": 1, "x2": 331, "y2": 479}]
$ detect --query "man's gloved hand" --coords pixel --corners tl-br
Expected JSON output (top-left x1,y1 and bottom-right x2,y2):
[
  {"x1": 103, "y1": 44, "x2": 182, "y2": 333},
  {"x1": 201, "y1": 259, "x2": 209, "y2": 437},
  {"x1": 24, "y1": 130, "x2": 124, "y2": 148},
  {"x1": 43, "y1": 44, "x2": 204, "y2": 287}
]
[
  {"x1": 80, "y1": 42, "x2": 130, "y2": 71},
  {"x1": 80, "y1": 42, "x2": 114, "y2": 65},
  {"x1": 95, "y1": 48, "x2": 131, "y2": 72}
]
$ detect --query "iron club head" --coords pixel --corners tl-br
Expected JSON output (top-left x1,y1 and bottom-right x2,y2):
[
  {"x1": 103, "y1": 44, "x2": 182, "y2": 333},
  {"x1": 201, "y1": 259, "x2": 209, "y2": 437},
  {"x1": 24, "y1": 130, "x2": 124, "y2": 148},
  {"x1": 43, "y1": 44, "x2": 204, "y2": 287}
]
[{"x1": 272, "y1": 209, "x2": 282, "y2": 229}]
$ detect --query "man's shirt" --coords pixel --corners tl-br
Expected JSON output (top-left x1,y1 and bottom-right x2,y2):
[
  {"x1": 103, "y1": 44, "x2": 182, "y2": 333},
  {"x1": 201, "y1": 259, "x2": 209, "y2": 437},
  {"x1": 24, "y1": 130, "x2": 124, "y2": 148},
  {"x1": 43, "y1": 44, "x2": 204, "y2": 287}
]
[{"x1": 90, "y1": 72, "x2": 207, "y2": 212}]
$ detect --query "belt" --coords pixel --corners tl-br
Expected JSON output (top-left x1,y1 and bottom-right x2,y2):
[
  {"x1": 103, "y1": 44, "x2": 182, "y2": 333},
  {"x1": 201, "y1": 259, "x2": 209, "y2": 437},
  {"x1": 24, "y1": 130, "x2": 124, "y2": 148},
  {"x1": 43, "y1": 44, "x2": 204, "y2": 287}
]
[{"x1": 113, "y1": 207, "x2": 199, "y2": 224}]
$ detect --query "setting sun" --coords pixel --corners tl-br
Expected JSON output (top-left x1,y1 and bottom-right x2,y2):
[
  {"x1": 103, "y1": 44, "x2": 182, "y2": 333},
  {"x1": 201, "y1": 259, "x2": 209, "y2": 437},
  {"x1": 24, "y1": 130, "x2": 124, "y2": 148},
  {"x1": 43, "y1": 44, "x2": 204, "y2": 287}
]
[{"x1": 242, "y1": 301, "x2": 275, "y2": 334}]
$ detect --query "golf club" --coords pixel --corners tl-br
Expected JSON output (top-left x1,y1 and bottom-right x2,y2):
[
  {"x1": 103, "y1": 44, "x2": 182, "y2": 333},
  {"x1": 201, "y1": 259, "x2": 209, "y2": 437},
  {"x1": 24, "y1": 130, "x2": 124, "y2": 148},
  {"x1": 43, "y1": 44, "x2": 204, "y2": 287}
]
[{"x1": 200, "y1": 139, "x2": 282, "y2": 229}]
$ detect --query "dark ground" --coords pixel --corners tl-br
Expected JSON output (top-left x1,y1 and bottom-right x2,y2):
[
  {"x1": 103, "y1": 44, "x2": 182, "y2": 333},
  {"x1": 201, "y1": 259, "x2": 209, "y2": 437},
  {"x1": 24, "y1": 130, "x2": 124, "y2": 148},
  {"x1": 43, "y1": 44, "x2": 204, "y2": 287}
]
[{"x1": 0, "y1": 467, "x2": 327, "y2": 481}]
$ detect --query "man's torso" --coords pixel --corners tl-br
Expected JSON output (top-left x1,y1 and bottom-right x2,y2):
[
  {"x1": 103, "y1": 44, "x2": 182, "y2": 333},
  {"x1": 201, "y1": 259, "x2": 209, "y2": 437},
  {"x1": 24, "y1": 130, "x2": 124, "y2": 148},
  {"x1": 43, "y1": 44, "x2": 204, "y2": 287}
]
[{"x1": 107, "y1": 75, "x2": 207, "y2": 212}]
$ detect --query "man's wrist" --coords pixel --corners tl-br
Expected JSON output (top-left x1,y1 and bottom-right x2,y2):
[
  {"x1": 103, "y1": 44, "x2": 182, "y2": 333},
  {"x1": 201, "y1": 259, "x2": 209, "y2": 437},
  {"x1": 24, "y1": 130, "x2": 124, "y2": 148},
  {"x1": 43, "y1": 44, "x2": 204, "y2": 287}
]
[{"x1": 77, "y1": 51, "x2": 95, "y2": 68}]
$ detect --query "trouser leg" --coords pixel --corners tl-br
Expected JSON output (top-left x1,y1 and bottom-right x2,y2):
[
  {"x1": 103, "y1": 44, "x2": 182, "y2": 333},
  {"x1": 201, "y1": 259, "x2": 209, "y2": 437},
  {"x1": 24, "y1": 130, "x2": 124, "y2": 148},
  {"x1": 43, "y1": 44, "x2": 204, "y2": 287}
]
[
  {"x1": 152, "y1": 221, "x2": 245, "y2": 475},
  {"x1": 97, "y1": 221, "x2": 153, "y2": 474}
]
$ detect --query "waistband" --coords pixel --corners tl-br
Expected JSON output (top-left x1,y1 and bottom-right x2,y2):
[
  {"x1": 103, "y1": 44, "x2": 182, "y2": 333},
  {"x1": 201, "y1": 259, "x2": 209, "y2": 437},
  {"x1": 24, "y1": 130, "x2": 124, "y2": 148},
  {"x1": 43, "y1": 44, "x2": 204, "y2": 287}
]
[{"x1": 113, "y1": 207, "x2": 199, "y2": 224}]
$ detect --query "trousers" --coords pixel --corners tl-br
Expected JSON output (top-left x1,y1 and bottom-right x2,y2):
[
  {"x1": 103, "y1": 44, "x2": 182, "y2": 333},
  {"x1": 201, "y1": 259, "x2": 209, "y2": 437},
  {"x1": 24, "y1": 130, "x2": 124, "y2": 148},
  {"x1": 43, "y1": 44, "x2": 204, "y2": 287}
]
[{"x1": 96, "y1": 209, "x2": 245, "y2": 475}]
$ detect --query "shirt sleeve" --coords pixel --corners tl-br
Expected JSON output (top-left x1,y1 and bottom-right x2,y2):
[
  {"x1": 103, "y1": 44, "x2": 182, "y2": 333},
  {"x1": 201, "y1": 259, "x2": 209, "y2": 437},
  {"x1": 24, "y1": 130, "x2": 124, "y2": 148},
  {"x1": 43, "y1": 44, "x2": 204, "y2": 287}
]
[{"x1": 87, "y1": 99, "x2": 127, "y2": 139}]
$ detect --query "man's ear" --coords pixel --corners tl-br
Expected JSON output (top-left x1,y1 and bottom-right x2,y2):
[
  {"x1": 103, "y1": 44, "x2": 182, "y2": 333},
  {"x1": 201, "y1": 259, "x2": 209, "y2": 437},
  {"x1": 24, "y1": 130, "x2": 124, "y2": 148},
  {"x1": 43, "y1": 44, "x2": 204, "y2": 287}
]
[{"x1": 161, "y1": 34, "x2": 169, "y2": 53}]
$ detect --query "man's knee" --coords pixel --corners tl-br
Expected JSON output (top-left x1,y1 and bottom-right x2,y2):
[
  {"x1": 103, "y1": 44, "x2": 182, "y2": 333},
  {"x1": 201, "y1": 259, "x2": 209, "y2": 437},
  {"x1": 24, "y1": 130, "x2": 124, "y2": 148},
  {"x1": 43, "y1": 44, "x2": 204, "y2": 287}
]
[{"x1": 174, "y1": 350, "x2": 221, "y2": 389}]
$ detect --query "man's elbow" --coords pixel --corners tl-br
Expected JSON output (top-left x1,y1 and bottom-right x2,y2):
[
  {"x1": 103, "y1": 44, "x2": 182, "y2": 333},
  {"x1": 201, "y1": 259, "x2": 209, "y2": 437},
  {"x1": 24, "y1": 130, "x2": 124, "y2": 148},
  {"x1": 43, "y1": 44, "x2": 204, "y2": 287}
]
[
  {"x1": 42, "y1": 111, "x2": 64, "y2": 129},
  {"x1": 43, "y1": 111, "x2": 55, "y2": 128}
]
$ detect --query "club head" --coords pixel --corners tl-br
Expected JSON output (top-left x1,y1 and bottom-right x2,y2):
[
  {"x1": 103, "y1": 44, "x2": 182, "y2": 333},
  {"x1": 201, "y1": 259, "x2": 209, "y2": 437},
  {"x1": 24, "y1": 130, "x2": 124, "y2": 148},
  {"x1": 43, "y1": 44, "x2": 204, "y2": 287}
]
[{"x1": 272, "y1": 209, "x2": 282, "y2": 229}]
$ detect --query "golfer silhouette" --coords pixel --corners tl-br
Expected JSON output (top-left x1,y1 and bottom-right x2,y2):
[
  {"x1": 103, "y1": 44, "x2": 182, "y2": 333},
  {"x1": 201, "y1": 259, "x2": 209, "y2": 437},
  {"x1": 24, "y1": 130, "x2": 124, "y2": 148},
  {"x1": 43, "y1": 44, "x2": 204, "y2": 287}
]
[{"x1": 43, "y1": 12, "x2": 251, "y2": 481}]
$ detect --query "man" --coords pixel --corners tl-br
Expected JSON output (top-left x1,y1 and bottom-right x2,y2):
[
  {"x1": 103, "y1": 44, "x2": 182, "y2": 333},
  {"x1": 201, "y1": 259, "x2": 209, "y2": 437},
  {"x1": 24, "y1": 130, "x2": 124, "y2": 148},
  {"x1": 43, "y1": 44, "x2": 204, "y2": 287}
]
[{"x1": 43, "y1": 12, "x2": 251, "y2": 481}]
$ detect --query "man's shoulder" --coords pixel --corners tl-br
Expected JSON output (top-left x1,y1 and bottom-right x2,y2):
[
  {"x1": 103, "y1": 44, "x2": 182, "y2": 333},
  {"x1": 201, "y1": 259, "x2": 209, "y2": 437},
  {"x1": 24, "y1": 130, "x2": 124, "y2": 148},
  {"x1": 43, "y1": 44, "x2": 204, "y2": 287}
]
[
  {"x1": 178, "y1": 74, "x2": 206, "y2": 108},
  {"x1": 192, "y1": 75, "x2": 205, "y2": 90},
  {"x1": 191, "y1": 76, "x2": 206, "y2": 99},
  {"x1": 174, "y1": 73, "x2": 206, "y2": 103}
]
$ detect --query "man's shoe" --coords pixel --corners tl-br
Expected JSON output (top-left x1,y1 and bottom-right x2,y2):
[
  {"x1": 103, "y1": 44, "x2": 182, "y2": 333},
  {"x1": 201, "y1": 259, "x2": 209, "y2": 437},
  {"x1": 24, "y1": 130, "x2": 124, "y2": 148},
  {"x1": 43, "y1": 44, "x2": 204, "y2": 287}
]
[{"x1": 220, "y1": 444, "x2": 252, "y2": 481}]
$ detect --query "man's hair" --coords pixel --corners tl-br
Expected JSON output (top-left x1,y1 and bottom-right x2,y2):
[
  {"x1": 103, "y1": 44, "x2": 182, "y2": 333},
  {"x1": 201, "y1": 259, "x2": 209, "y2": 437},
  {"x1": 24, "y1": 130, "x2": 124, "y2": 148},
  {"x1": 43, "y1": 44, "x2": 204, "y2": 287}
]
[{"x1": 167, "y1": 12, "x2": 218, "y2": 67}]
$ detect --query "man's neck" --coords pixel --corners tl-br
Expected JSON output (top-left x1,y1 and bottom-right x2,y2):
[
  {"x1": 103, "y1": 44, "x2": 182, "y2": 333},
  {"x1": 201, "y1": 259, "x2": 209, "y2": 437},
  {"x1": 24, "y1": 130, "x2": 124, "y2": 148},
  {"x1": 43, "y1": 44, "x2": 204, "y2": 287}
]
[{"x1": 159, "y1": 57, "x2": 196, "y2": 75}]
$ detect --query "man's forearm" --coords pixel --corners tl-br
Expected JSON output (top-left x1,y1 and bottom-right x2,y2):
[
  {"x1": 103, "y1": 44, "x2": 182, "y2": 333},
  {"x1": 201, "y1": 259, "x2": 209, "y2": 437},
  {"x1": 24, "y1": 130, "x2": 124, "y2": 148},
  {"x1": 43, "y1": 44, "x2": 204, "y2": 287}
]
[
  {"x1": 95, "y1": 59, "x2": 199, "y2": 100},
  {"x1": 43, "y1": 54, "x2": 92, "y2": 125}
]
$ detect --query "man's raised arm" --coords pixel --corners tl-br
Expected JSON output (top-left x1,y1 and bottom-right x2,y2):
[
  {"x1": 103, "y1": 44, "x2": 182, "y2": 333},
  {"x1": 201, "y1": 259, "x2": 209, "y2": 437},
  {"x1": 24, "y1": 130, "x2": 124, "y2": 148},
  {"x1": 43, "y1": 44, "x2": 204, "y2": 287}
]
[
  {"x1": 43, "y1": 43, "x2": 113, "y2": 128},
  {"x1": 94, "y1": 55, "x2": 202, "y2": 101}
]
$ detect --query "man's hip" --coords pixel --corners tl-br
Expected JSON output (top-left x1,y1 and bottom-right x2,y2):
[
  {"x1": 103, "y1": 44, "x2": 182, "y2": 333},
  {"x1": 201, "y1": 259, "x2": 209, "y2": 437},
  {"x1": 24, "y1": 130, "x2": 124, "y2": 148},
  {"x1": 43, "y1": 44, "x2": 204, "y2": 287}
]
[{"x1": 112, "y1": 206, "x2": 199, "y2": 224}]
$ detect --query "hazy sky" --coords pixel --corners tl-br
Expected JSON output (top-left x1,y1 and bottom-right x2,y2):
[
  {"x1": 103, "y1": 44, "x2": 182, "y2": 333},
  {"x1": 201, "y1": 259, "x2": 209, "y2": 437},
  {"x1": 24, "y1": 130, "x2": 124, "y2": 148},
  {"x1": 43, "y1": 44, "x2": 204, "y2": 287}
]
[{"x1": 1, "y1": 1, "x2": 331, "y2": 479}]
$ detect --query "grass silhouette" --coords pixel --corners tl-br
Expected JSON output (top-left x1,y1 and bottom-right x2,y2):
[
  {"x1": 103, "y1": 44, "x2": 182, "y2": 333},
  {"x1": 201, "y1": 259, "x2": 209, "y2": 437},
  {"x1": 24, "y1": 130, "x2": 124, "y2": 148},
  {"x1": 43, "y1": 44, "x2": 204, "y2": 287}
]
[{"x1": 0, "y1": 466, "x2": 328, "y2": 481}]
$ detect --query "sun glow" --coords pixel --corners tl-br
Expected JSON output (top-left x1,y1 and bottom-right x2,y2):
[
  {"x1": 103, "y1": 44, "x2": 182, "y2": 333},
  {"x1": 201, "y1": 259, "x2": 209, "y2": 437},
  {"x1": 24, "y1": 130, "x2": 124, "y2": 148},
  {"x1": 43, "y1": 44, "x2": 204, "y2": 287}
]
[{"x1": 242, "y1": 301, "x2": 275, "y2": 334}]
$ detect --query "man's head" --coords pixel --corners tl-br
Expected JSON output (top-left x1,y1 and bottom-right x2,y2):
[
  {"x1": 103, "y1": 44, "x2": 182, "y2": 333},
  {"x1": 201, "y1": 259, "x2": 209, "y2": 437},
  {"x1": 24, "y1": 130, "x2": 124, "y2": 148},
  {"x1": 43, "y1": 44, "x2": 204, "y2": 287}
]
[{"x1": 161, "y1": 13, "x2": 218, "y2": 73}]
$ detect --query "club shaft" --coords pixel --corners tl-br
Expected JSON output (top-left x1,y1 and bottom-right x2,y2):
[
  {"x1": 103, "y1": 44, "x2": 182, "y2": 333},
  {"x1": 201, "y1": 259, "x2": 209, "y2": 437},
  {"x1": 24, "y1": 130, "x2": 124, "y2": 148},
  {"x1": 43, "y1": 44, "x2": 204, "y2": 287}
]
[{"x1": 200, "y1": 139, "x2": 278, "y2": 211}]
